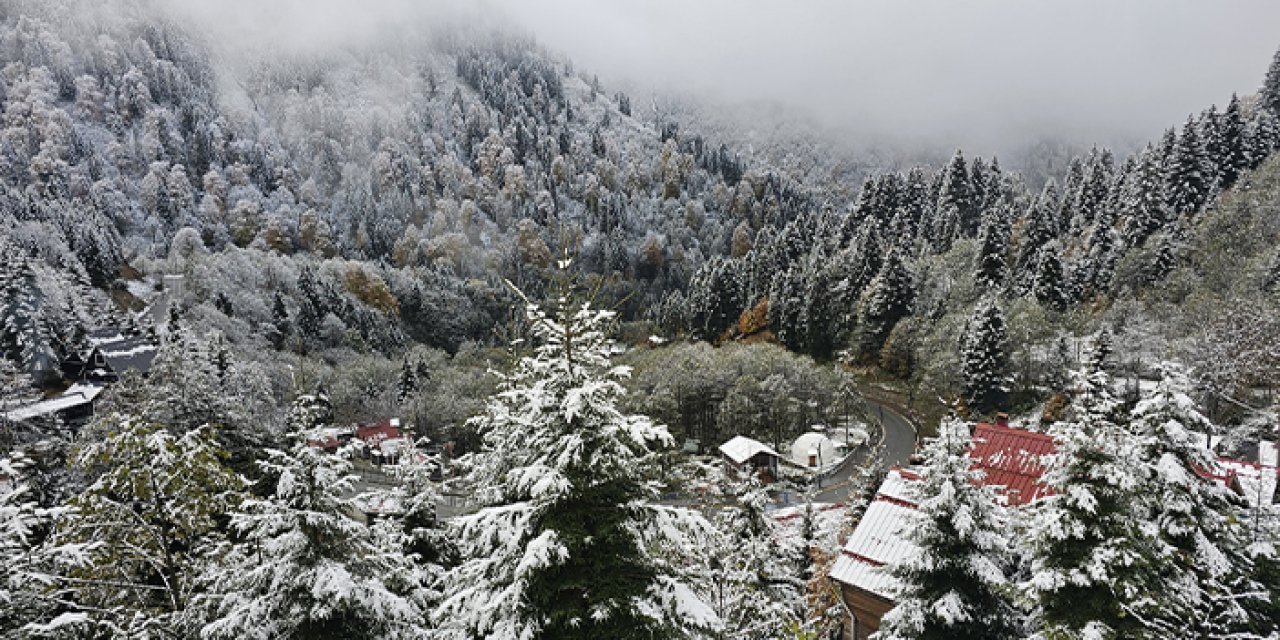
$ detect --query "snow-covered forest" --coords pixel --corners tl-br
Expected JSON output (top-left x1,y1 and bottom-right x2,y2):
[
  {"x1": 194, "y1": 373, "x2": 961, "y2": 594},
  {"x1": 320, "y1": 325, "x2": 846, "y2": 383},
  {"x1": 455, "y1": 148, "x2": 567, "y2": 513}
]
[{"x1": 2, "y1": 0, "x2": 1280, "y2": 637}]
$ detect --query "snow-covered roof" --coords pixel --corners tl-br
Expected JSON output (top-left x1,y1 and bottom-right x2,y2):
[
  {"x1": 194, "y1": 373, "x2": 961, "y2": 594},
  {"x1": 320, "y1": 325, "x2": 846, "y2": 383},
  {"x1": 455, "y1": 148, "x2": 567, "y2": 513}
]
[
  {"x1": 876, "y1": 467, "x2": 921, "y2": 504},
  {"x1": 357, "y1": 420, "x2": 403, "y2": 445},
  {"x1": 718, "y1": 436, "x2": 779, "y2": 465},
  {"x1": 4, "y1": 384, "x2": 104, "y2": 422},
  {"x1": 98, "y1": 337, "x2": 158, "y2": 374},
  {"x1": 789, "y1": 432, "x2": 838, "y2": 467},
  {"x1": 830, "y1": 470, "x2": 920, "y2": 598},
  {"x1": 86, "y1": 329, "x2": 126, "y2": 346},
  {"x1": 970, "y1": 422, "x2": 1056, "y2": 505}
]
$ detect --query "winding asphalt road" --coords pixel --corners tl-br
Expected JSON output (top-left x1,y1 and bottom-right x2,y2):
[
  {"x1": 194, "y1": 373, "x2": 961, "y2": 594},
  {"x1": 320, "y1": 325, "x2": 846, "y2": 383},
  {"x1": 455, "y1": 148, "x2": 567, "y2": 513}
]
[{"x1": 813, "y1": 398, "x2": 918, "y2": 503}]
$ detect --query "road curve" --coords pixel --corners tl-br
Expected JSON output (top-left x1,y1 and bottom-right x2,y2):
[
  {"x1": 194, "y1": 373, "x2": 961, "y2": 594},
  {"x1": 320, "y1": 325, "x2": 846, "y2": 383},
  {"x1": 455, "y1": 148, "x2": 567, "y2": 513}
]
[{"x1": 813, "y1": 398, "x2": 918, "y2": 502}]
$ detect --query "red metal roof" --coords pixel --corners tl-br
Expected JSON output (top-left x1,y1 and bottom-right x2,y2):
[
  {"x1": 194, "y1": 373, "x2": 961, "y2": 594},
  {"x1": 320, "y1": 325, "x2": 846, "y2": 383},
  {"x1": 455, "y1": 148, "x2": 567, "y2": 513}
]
[
  {"x1": 970, "y1": 422, "x2": 1056, "y2": 505},
  {"x1": 356, "y1": 420, "x2": 401, "y2": 445}
]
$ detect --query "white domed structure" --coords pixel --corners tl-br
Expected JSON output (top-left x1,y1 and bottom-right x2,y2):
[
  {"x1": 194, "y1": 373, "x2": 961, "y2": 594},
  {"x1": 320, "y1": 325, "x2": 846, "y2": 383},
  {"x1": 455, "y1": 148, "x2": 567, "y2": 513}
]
[{"x1": 790, "y1": 432, "x2": 838, "y2": 469}]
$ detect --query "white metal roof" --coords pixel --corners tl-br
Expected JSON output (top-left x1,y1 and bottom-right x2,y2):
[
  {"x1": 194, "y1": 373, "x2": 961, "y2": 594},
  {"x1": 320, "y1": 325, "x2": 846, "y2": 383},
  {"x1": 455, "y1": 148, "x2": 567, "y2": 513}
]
[
  {"x1": 876, "y1": 468, "x2": 920, "y2": 505},
  {"x1": 829, "y1": 498, "x2": 919, "y2": 598},
  {"x1": 718, "y1": 436, "x2": 779, "y2": 465},
  {"x1": 4, "y1": 384, "x2": 104, "y2": 422},
  {"x1": 829, "y1": 469, "x2": 921, "y2": 598}
]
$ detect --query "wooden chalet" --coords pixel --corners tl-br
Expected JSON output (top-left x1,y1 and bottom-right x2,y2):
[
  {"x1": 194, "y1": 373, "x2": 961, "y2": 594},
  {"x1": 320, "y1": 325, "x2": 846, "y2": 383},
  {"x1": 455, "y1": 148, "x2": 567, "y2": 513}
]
[
  {"x1": 718, "y1": 435, "x2": 781, "y2": 483},
  {"x1": 7, "y1": 327, "x2": 158, "y2": 430}
]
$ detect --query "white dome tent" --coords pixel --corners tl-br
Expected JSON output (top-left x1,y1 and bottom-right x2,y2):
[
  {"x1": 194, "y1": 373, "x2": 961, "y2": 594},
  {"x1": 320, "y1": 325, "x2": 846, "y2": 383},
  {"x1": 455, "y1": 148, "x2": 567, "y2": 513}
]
[{"x1": 789, "y1": 431, "x2": 839, "y2": 469}]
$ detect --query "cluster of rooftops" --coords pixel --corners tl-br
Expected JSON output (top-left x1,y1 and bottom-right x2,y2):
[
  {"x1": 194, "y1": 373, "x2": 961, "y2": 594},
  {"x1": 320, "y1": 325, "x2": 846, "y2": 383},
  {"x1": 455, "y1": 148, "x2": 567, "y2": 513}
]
[
  {"x1": 829, "y1": 418, "x2": 1279, "y2": 638},
  {"x1": 307, "y1": 418, "x2": 414, "y2": 465},
  {"x1": 4, "y1": 328, "x2": 158, "y2": 426}
]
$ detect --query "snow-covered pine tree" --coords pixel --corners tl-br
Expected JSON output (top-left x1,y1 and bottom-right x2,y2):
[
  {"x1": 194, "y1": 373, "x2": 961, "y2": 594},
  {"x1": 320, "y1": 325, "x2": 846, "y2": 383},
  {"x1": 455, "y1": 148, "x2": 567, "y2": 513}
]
[
  {"x1": 974, "y1": 210, "x2": 1009, "y2": 290},
  {"x1": 1260, "y1": 45, "x2": 1280, "y2": 119},
  {"x1": 798, "y1": 251, "x2": 838, "y2": 359},
  {"x1": 379, "y1": 437, "x2": 454, "y2": 609},
  {"x1": 1165, "y1": 115, "x2": 1212, "y2": 218},
  {"x1": 1031, "y1": 243, "x2": 1069, "y2": 312},
  {"x1": 1025, "y1": 364, "x2": 1164, "y2": 639},
  {"x1": 705, "y1": 474, "x2": 802, "y2": 638},
  {"x1": 1218, "y1": 95, "x2": 1249, "y2": 189},
  {"x1": 1013, "y1": 188, "x2": 1058, "y2": 291},
  {"x1": 1198, "y1": 105, "x2": 1227, "y2": 192},
  {"x1": 1069, "y1": 152, "x2": 1112, "y2": 237},
  {"x1": 434, "y1": 266, "x2": 718, "y2": 639},
  {"x1": 271, "y1": 291, "x2": 290, "y2": 350},
  {"x1": 0, "y1": 358, "x2": 39, "y2": 449},
  {"x1": 855, "y1": 248, "x2": 914, "y2": 363},
  {"x1": 932, "y1": 150, "x2": 973, "y2": 249},
  {"x1": 146, "y1": 327, "x2": 224, "y2": 431},
  {"x1": 396, "y1": 357, "x2": 419, "y2": 405},
  {"x1": 1121, "y1": 146, "x2": 1170, "y2": 247},
  {"x1": 49, "y1": 418, "x2": 246, "y2": 637},
  {"x1": 287, "y1": 384, "x2": 335, "y2": 433},
  {"x1": 0, "y1": 255, "x2": 56, "y2": 381},
  {"x1": 959, "y1": 297, "x2": 1010, "y2": 416},
  {"x1": 1130, "y1": 363, "x2": 1273, "y2": 637},
  {"x1": 187, "y1": 417, "x2": 425, "y2": 640},
  {"x1": 876, "y1": 417, "x2": 1020, "y2": 640},
  {"x1": 0, "y1": 451, "x2": 53, "y2": 636}
]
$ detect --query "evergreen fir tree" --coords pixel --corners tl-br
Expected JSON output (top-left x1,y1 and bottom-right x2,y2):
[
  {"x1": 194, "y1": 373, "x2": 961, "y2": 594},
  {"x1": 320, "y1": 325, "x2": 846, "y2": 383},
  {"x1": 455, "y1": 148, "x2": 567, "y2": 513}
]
[
  {"x1": 1078, "y1": 219, "x2": 1119, "y2": 300},
  {"x1": 1121, "y1": 146, "x2": 1170, "y2": 247},
  {"x1": 974, "y1": 211, "x2": 1009, "y2": 290},
  {"x1": 933, "y1": 150, "x2": 974, "y2": 248},
  {"x1": 1013, "y1": 187, "x2": 1058, "y2": 290},
  {"x1": 51, "y1": 418, "x2": 246, "y2": 637},
  {"x1": 1260, "y1": 45, "x2": 1280, "y2": 119},
  {"x1": 854, "y1": 249, "x2": 914, "y2": 363},
  {"x1": 1246, "y1": 109, "x2": 1280, "y2": 168},
  {"x1": 1218, "y1": 95, "x2": 1249, "y2": 188},
  {"x1": 1130, "y1": 363, "x2": 1272, "y2": 636},
  {"x1": 1031, "y1": 244, "x2": 1069, "y2": 312},
  {"x1": 705, "y1": 475, "x2": 802, "y2": 638},
  {"x1": 434, "y1": 267, "x2": 717, "y2": 639},
  {"x1": 959, "y1": 298, "x2": 1010, "y2": 415},
  {"x1": 1198, "y1": 105, "x2": 1226, "y2": 191},
  {"x1": 188, "y1": 414, "x2": 424, "y2": 639},
  {"x1": 1069, "y1": 152, "x2": 1112, "y2": 236},
  {"x1": 0, "y1": 257, "x2": 55, "y2": 379},
  {"x1": 271, "y1": 291, "x2": 291, "y2": 350},
  {"x1": 1145, "y1": 235, "x2": 1178, "y2": 285},
  {"x1": 798, "y1": 252, "x2": 838, "y2": 359},
  {"x1": 877, "y1": 417, "x2": 1020, "y2": 640},
  {"x1": 1025, "y1": 364, "x2": 1164, "y2": 639},
  {"x1": 396, "y1": 357, "x2": 418, "y2": 405},
  {"x1": 1165, "y1": 116, "x2": 1211, "y2": 217},
  {"x1": 380, "y1": 438, "x2": 454, "y2": 614},
  {"x1": 0, "y1": 451, "x2": 53, "y2": 635}
]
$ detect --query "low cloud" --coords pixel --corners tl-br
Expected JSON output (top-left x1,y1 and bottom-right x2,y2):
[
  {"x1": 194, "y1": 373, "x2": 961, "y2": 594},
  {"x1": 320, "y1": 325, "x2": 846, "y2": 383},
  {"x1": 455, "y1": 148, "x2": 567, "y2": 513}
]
[{"x1": 162, "y1": 0, "x2": 1280, "y2": 156}]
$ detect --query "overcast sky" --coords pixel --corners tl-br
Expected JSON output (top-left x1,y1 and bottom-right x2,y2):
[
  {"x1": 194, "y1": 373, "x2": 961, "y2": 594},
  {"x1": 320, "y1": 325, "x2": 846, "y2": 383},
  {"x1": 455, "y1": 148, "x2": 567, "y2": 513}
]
[{"x1": 168, "y1": 0, "x2": 1280, "y2": 155}]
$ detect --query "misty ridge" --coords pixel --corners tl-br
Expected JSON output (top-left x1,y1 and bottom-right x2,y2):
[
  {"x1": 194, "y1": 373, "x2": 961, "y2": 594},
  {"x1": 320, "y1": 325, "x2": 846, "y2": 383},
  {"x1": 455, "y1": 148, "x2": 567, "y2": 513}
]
[
  {"x1": 166, "y1": 0, "x2": 1280, "y2": 155},
  {"x1": 1, "y1": 0, "x2": 1280, "y2": 639}
]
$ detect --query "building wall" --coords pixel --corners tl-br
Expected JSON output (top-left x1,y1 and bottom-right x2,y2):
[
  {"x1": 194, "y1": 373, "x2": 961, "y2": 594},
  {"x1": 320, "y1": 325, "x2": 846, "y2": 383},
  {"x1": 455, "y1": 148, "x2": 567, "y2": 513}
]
[{"x1": 841, "y1": 583, "x2": 893, "y2": 640}]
